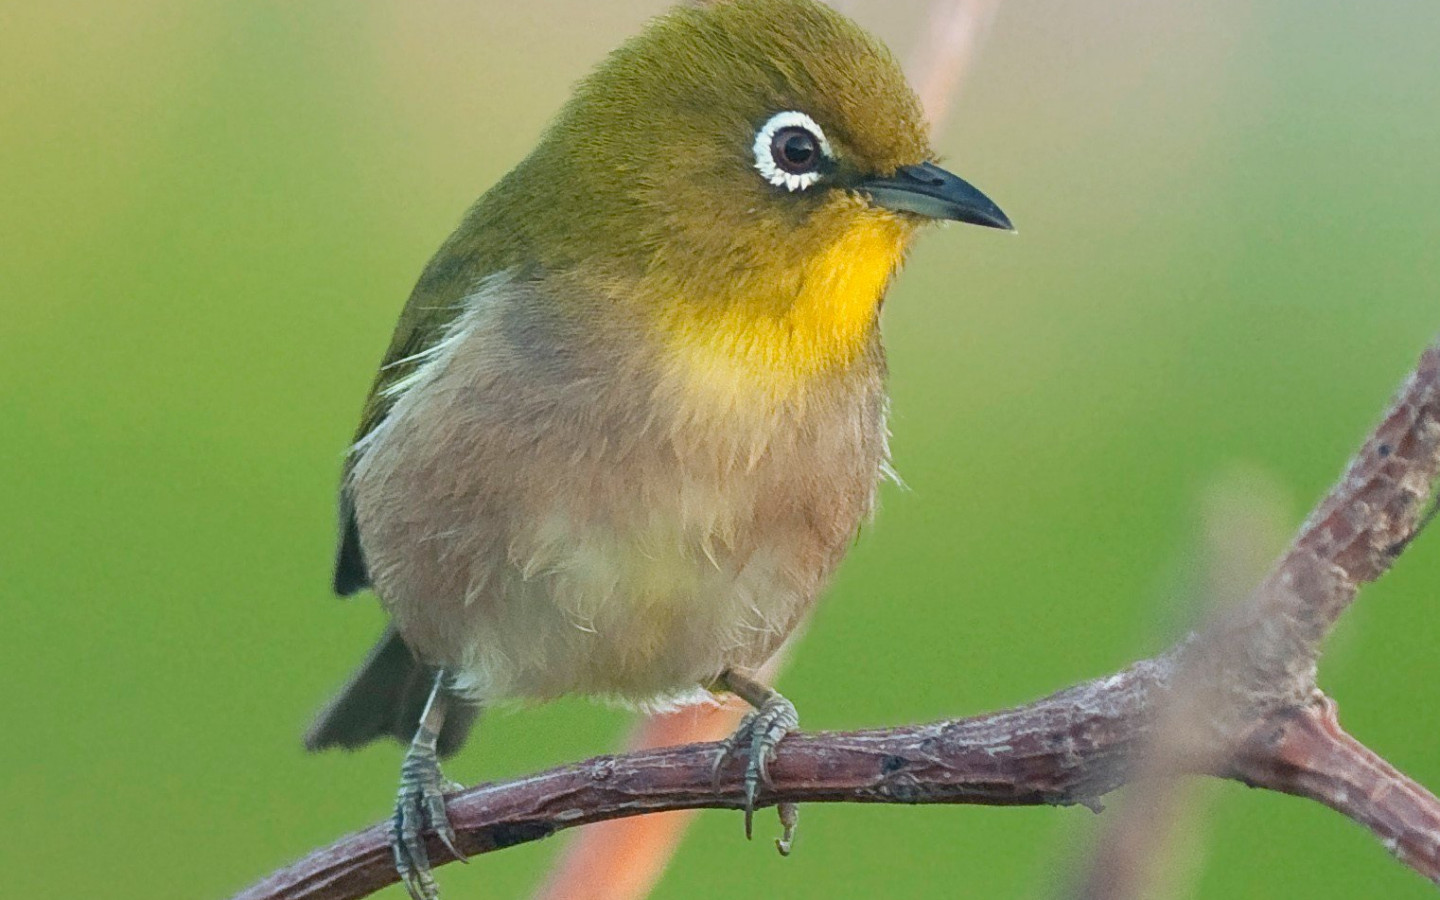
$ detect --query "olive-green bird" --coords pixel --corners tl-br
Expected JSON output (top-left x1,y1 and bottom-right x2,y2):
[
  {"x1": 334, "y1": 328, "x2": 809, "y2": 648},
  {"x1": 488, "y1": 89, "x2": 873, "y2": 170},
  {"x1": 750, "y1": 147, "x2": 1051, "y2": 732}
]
[{"x1": 305, "y1": 0, "x2": 1011, "y2": 895}]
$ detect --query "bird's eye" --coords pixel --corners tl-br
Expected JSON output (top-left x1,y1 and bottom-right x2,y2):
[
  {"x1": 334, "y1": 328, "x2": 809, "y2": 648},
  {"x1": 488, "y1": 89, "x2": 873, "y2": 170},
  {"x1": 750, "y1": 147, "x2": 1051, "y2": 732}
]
[
  {"x1": 772, "y1": 127, "x2": 820, "y2": 174},
  {"x1": 753, "y1": 111, "x2": 832, "y2": 192}
]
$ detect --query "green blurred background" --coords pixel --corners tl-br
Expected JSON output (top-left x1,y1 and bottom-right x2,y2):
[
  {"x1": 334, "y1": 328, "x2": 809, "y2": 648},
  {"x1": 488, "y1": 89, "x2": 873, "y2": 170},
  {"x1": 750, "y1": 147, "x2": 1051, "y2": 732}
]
[{"x1": 4, "y1": 1, "x2": 1440, "y2": 897}]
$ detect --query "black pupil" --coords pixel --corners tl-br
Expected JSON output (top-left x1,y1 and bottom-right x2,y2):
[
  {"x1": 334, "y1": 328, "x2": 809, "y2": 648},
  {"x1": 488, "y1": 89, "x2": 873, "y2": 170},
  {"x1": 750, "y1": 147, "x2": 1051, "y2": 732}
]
[{"x1": 773, "y1": 128, "x2": 820, "y2": 173}]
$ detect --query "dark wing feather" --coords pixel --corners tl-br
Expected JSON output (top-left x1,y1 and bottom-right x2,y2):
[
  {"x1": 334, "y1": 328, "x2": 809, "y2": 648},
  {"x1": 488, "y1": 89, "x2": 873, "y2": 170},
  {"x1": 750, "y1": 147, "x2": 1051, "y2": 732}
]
[
  {"x1": 304, "y1": 628, "x2": 481, "y2": 757},
  {"x1": 332, "y1": 490, "x2": 370, "y2": 596}
]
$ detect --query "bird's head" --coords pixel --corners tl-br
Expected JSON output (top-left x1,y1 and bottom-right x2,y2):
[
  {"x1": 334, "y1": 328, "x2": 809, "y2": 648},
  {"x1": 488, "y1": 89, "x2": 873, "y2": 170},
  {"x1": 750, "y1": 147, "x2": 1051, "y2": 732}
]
[{"x1": 481, "y1": 0, "x2": 1010, "y2": 396}]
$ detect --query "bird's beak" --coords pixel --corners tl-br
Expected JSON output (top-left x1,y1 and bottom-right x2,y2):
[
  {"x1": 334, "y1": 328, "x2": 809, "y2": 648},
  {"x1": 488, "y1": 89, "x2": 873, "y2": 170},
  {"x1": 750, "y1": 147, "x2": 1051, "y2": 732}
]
[{"x1": 860, "y1": 162, "x2": 1013, "y2": 231}]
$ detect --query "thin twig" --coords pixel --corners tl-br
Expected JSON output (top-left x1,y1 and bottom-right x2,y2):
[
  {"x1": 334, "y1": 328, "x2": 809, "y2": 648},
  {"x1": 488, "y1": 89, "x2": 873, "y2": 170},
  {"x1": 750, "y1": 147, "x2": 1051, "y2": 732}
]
[{"x1": 1232, "y1": 696, "x2": 1440, "y2": 882}]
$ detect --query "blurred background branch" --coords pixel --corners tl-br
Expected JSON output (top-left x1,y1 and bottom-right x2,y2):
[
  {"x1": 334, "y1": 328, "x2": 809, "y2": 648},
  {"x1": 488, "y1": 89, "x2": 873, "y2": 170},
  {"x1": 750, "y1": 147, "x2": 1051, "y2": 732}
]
[
  {"x1": 530, "y1": 662, "x2": 779, "y2": 900},
  {"x1": 906, "y1": 0, "x2": 1003, "y2": 132},
  {"x1": 1070, "y1": 470, "x2": 1292, "y2": 900},
  {"x1": 529, "y1": 704, "x2": 743, "y2": 900}
]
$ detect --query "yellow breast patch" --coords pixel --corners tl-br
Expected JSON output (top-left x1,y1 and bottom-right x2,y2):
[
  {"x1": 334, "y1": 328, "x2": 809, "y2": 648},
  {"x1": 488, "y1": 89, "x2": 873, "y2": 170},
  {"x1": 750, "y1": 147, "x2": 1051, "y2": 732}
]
[{"x1": 658, "y1": 214, "x2": 911, "y2": 406}]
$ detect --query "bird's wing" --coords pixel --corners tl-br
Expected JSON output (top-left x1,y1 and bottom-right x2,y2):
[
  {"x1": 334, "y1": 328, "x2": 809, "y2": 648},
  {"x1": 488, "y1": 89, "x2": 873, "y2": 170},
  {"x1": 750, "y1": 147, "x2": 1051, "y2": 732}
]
[{"x1": 332, "y1": 227, "x2": 501, "y2": 596}]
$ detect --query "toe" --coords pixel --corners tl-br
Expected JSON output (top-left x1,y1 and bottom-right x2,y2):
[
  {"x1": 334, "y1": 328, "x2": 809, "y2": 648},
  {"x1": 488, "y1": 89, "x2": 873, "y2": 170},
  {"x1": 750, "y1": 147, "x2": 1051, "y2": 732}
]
[
  {"x1": 423, "y1": 787, "x2": 467, "y2": 864},
  {"x1": 392, "y1": 799, "x2": 428, "y2": 900},
  {"x1": 712, "y1": 711, "x2": 758, "y2": 789},
  {"x1": 748, "y1": 721, "x2": 772, "y2": 788},
  {"x1": 394, "y1": 787, "x2": 441, "y2": 900},
  {"x1": 748, "y1": 700, "x2": 797, "y2": 790}
]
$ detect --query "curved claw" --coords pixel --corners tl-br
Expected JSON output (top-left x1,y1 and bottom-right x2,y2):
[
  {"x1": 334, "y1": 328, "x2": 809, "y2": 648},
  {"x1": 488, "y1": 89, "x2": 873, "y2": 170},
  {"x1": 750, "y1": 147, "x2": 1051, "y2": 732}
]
[
  {"x1": 744, "y1": 788, "x2": 756, "y2": 842},
  {"x1": 776, "y1": 802, "x2": 799, "y2": 856},
  {"x1": 425, "y1": 789, "x2": 468, "y2": 864}
]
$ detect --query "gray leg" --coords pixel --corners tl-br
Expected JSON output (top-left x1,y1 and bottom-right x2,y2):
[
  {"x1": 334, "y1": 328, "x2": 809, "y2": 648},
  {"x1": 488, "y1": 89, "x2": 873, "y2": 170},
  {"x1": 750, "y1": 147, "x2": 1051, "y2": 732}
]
[
  {"x1": 714, "y1": 668, "x2": 801, "y2": 853},
  {"x1": 392, "y1": 672, "x2": 467, "y2": 900}
]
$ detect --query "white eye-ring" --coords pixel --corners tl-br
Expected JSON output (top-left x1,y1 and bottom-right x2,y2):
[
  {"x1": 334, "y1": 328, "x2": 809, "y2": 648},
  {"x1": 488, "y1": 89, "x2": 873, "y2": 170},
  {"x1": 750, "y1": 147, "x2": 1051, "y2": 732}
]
[{"x1": 753, "y1": 111, "x2": 833, "y2": 192}]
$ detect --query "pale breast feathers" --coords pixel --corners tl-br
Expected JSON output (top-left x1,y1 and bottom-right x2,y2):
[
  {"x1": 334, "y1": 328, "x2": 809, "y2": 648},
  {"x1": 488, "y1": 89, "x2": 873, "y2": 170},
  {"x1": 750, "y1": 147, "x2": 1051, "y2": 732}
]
[{"x1": 347, "y1": 274, "x2": 890, "y2": 705}]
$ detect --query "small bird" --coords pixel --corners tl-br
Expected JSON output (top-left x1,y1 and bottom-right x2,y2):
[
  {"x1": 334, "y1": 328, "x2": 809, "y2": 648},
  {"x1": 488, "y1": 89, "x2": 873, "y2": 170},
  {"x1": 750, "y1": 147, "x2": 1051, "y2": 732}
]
[{"x1": 305, "y1": 0, "x2": 1011, "y2": 896}]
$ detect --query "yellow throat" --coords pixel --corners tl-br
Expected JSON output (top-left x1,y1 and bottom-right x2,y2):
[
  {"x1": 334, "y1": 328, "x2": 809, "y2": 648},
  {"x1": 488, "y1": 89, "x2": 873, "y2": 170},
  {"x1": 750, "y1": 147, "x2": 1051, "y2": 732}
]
[{"x1": 657, "y1": 214, "x2": 912, "y2": 405}]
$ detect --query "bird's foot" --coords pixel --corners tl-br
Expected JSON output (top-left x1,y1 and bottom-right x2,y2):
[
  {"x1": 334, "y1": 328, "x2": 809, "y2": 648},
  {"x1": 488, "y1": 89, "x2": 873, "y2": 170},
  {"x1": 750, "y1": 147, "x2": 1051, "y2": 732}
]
[
  {"x1": 393, "y1": 743, "x2": 466, "y2": 900},
  {"x1": 712, "y1": 681, "x2": 799, "y2": 848}
]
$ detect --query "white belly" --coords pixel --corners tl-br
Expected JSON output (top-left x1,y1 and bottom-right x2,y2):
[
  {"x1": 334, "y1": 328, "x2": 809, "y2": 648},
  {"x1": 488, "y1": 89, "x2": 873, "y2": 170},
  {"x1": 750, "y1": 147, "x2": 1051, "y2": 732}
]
[{"x1": 447, "y1": 511, "x2": 809, "y2": 705}]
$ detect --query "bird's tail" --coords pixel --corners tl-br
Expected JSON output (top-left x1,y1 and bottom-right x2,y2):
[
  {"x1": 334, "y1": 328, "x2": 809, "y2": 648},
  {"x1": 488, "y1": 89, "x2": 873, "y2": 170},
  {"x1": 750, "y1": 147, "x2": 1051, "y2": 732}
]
[{"x1": 304, "y1": 627, "x2": 479, "y2": 759}]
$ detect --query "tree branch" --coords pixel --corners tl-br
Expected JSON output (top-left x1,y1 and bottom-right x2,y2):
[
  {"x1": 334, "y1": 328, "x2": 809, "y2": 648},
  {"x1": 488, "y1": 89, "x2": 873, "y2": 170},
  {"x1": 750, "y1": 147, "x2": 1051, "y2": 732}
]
[
  {"x1": 1232, "y1": 695, "x2": 1440, "y2": 883},
  {"x1": 1067, "y1": 350, "x2": 1440, "y2": 897},
  {"x1": 236, "y1": 653, "x2": 1176, "y2": 900},
  {"x1": 237, "y1": 342, "x2": 1440, "y2": 900}
]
